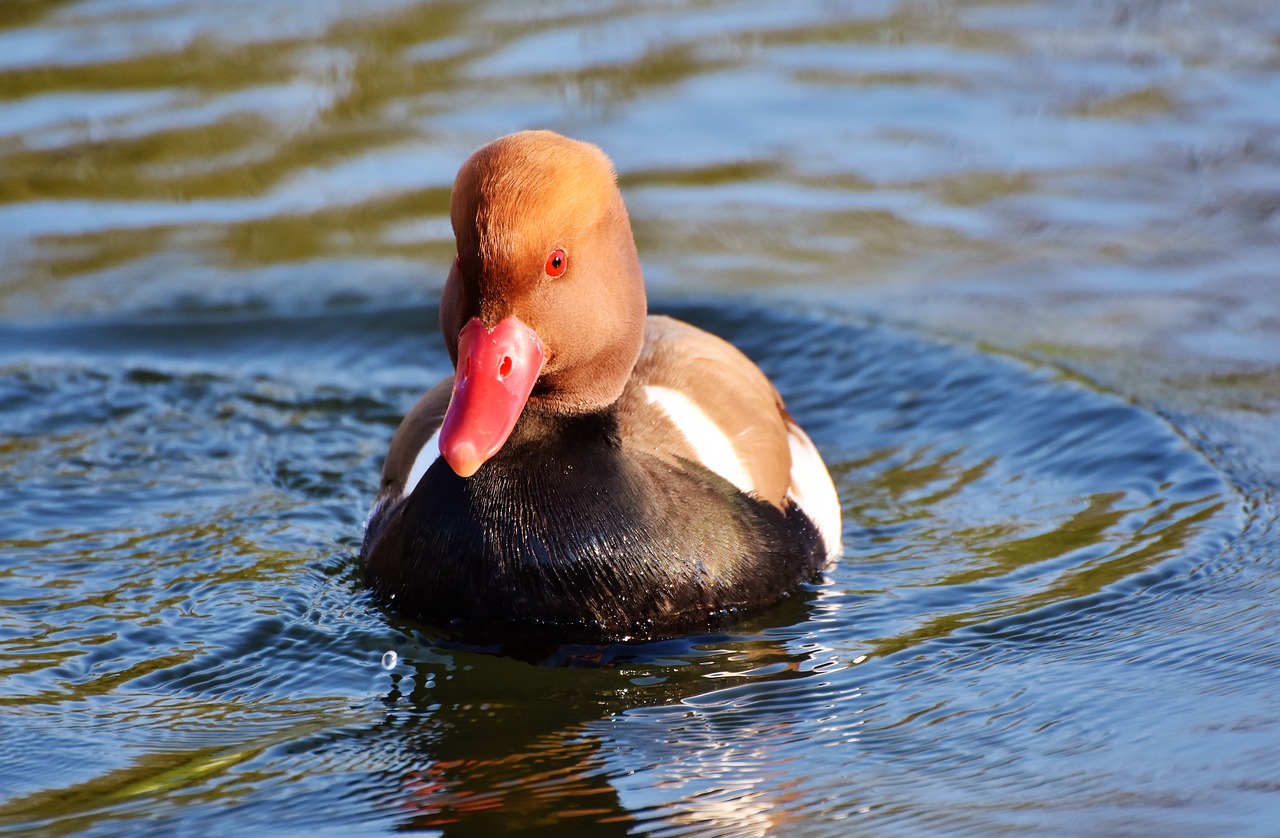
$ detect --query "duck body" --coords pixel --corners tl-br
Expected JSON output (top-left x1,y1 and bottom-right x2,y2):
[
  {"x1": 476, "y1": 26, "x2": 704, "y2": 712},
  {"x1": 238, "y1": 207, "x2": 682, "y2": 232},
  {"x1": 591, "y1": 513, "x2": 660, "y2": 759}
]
[
  {"x1": 364, "y1": 317, "x2": 832, "y2": 640},
  {"x1": 362, "y1": 131, "x2": 840, "y2": 641}
]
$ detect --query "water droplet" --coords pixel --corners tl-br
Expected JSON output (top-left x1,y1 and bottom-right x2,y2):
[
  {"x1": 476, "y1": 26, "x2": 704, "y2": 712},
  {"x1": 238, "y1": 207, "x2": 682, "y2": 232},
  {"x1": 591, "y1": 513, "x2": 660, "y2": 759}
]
[{"x1": 381, "y1": 650, "x2": 398, "y2": 670}]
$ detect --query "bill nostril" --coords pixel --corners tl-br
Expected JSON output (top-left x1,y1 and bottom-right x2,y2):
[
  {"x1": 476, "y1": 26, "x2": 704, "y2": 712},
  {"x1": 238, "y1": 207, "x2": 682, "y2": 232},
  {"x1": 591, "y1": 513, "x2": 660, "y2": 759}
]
[{"x1": 498, "y1": 356, "x2": 513, "y2": 379}]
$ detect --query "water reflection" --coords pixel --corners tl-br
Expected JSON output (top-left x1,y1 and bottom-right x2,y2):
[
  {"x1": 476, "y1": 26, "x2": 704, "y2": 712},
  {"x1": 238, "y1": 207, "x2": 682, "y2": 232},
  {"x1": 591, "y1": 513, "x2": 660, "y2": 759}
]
[
  {"x1": 5, "y1": 0, "x2": 1277, "y2": 325},
  {"x1": 363, "y1": 624, "x2": 859, "y2": 835}
]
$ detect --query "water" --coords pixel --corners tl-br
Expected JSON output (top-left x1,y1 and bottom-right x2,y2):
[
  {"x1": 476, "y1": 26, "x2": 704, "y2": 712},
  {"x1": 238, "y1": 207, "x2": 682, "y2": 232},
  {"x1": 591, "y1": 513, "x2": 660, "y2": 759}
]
[{"x1": 2, "y1": 1, "x2": 1279, "y2": 835}]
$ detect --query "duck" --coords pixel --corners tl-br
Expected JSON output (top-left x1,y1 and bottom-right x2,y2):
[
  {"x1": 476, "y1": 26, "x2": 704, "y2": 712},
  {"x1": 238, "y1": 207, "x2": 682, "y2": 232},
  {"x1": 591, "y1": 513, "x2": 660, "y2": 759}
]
[{"x1": 362, "y1": 130, "x2": 841, "y2": 641}]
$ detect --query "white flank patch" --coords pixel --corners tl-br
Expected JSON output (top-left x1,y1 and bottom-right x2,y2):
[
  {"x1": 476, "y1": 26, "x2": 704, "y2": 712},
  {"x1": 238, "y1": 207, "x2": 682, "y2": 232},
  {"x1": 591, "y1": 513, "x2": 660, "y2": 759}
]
[
  {"x1": 401, "y1": 426, "x2": 443, "y2": 499},
  {"x1": 786, "y1": 425, "x2": 843, "y2": 561},
  {"x1": 645, "y1": 385, "x2": 754, "y2": 495}
]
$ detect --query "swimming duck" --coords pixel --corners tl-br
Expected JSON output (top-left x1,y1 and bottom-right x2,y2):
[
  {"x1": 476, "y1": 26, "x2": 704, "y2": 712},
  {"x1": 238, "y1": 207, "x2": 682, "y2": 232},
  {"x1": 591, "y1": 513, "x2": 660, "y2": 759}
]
[{"x1": 362, "y1": 130, "x2": 841, "y2": 641}]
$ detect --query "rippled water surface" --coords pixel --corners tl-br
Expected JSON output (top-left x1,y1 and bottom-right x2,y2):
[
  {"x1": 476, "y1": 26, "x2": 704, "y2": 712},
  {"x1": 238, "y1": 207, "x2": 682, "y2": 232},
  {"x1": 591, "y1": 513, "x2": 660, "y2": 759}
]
[{"x1": 3, "y1": 1, "x2": 1279, "y2": 835}]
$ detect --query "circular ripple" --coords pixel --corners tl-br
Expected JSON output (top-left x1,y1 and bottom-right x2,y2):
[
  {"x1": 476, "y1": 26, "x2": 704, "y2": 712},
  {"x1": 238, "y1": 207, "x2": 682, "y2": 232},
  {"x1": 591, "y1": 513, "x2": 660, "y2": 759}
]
[
  {"x1": 680, "y1": 301, "x2": 1242, "y2": 650},
  {"x1": 0, "y1": 300, "x2": 1246, "y2": 835}
]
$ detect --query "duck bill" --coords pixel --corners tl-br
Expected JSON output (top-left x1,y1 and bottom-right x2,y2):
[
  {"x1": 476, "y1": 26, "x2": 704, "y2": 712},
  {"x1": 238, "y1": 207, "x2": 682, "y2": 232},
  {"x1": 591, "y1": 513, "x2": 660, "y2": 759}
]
[{"x1": 439, "y1": 316, "x2": 545, "y2": 478}]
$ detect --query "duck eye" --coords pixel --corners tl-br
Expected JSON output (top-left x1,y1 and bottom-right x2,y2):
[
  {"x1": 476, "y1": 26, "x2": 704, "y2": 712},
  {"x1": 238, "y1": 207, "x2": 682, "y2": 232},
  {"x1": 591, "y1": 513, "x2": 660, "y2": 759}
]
[{"x1": 545, "y1": 248, "x2": 567, "y2": 278}]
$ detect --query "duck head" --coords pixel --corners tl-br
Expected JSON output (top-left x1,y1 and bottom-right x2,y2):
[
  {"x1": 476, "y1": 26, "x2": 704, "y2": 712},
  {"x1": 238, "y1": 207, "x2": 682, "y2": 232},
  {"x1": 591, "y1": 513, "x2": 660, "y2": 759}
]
[{"x1": 437, "y1": 130, "x2": 647, "y2": 477}]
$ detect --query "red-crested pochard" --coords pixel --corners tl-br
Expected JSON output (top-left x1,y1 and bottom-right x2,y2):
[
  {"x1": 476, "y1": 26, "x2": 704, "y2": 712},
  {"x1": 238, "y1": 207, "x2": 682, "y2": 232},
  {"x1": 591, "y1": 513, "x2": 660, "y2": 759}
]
[{"x1": 362, "y1": 130, "x2": 841, "y2": 641}]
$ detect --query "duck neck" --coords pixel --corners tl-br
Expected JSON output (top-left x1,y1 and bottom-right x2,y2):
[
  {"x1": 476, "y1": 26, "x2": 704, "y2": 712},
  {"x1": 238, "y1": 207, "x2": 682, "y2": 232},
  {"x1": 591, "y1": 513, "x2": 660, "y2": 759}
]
[{"x1": 502, "y1": 400, "x2": 621, "y2": 458}]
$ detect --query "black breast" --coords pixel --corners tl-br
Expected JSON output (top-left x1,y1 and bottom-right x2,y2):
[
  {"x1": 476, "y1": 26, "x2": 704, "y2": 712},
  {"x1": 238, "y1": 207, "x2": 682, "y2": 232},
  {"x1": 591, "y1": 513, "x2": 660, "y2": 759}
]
[{"x1": 362, "y1": 407, "x2": 826, "y2": 641}]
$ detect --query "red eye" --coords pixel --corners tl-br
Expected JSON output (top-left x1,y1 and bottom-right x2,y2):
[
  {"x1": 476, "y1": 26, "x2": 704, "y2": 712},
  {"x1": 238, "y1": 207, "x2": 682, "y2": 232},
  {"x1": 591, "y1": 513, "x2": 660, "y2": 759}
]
[{"x1": 545, "y1": 248, "x2": 567, "y2": 277}]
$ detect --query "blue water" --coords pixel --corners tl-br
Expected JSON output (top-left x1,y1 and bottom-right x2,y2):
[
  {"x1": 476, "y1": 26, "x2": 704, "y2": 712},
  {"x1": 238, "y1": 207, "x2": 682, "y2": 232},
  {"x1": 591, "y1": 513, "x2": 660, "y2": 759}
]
[
  {"x1": 0, "y1": 301, "x2": 1260, "y2": 834},
  {"x1": 3, "y1": 1, "x2": 1280, "y2": 835}
]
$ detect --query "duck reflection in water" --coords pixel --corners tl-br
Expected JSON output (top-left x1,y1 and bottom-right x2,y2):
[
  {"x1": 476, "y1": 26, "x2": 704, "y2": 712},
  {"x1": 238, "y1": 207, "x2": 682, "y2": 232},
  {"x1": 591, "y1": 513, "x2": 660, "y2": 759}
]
[{"x1": 372, "y1": 619, "x2": 848, "y2": 836}]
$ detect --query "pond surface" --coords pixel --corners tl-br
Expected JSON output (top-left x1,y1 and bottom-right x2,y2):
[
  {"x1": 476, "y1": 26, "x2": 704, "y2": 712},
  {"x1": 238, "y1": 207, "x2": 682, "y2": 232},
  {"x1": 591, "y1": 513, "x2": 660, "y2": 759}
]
[{"x1": 2, "y1": 1, "x2": 1279, "y2": 835}]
